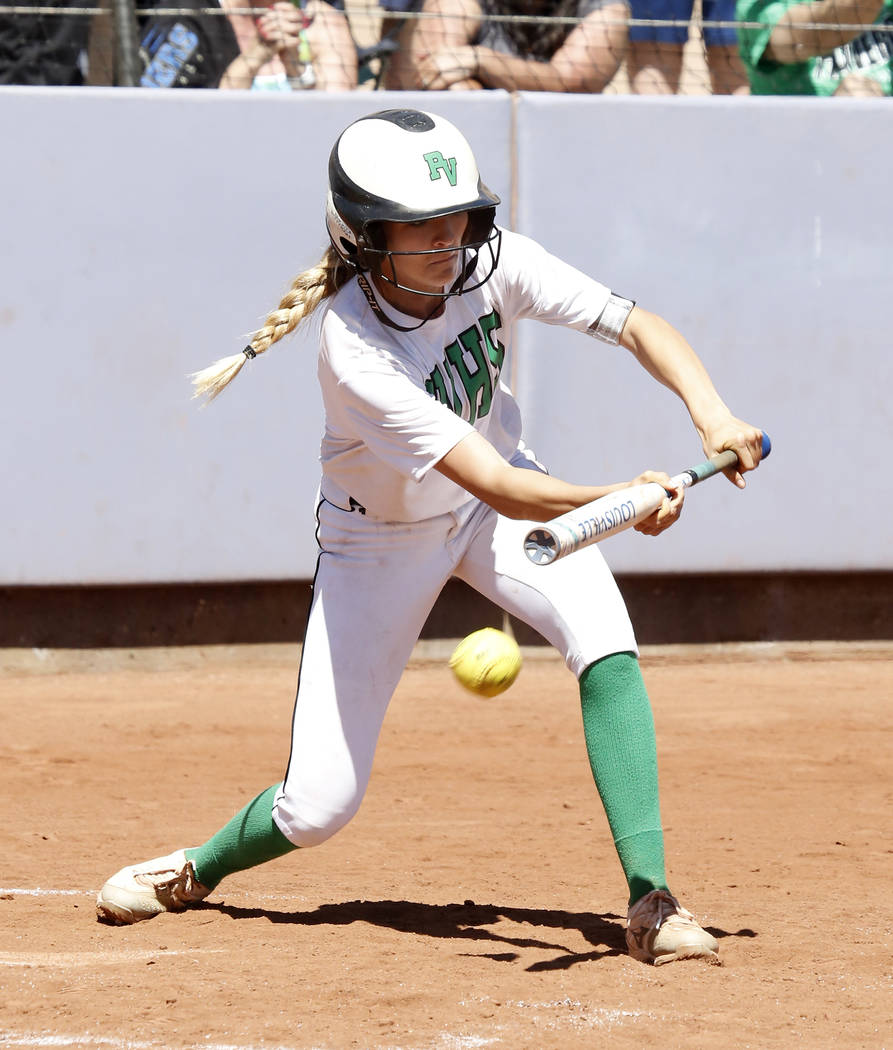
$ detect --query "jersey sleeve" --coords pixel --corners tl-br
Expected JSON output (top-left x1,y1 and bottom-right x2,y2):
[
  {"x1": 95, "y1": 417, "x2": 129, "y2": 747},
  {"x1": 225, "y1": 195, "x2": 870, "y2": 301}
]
[
  {"x1": 323, "y1": 348, "x2": 474, "y2": 483},
  {"x1": 491, "y1": 228, "x2": 631, "y2": 344}
]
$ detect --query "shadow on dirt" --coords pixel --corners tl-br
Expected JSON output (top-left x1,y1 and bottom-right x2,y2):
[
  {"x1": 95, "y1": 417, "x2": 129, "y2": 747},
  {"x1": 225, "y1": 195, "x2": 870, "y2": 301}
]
[
  {"x1": 203, "y1": 898, "x2": 626, "y2": 969},
  {"x1": 198, "y1": 898, "x2": 756, "y2": 969}
]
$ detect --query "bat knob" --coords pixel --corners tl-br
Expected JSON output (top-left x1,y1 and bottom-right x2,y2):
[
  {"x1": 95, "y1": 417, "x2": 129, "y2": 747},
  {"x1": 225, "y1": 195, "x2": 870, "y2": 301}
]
[{"x1": 761, "y1": 432, "x2": 772, "y2": 459}]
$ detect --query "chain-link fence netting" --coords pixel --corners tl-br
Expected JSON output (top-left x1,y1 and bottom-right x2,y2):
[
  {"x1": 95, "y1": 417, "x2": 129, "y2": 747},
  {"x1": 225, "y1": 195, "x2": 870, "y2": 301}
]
[{"x1": 1, "y1": 1, "x2": 890, "y2": 95}]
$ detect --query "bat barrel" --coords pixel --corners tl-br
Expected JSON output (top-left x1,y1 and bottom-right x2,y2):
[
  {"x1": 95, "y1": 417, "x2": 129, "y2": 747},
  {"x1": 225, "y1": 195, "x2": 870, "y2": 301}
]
[{"x1": 523, "y1": 482, "x2": 666, "y2": 565}]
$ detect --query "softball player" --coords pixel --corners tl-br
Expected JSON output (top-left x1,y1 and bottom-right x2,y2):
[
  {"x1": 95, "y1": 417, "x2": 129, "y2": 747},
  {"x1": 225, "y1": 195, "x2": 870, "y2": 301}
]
[{"x1": 97, "y1": 108, "x2": 764, "y2": 966}]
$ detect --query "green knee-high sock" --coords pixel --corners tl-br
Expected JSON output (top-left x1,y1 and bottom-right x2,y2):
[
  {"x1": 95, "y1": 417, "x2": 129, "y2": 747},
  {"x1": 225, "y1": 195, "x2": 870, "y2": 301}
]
[
  {"x1": 184, "y1": 784, "x2": 297, "y2": 891},
  {"x1": 579, "y1": 652, "x2": 667, "y2": 906}
]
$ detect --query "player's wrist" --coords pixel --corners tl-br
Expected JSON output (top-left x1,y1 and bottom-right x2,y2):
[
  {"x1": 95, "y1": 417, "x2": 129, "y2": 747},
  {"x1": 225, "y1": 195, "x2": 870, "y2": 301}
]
[{"x1": 690, "y1": 401, "x2": 735, "y2": 441}]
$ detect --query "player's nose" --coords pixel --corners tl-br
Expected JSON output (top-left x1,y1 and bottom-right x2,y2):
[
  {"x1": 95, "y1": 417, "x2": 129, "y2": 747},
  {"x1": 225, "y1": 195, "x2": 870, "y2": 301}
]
[{"x1": 430, "y1": 212, "x2": 468, "y2": 248}]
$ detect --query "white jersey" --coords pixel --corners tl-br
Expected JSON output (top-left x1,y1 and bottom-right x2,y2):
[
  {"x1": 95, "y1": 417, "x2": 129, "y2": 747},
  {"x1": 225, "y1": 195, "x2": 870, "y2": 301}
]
[{"x1": 317, "y1": 227, "x2": 626, "y2": 522}]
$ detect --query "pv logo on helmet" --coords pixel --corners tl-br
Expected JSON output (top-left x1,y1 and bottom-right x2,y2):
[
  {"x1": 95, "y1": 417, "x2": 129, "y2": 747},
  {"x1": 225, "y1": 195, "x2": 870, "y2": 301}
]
[{"x1": 423, "y1": 151, "x2": 458, "y2": 187}]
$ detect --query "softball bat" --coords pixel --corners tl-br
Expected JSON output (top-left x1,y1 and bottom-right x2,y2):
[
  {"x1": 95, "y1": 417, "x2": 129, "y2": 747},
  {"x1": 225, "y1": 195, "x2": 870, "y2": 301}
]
[{"x1": 523, "y1": 433, "x2": 771, "y2": 566}]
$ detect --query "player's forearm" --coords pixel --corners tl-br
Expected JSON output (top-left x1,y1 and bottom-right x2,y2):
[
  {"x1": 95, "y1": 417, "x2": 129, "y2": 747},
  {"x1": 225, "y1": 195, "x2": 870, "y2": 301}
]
[
  {"x1": 472, "y1": 48, "x2": 588, "y2": 92},
  {"x1": 471, "y1": 468, "x2": 617, "y2": 521},
  {"x1": 620, "y1": 307, "x2": 733, "y2": 442},
  {"x1": 475, "y1": 7, "x2": 627, "y2": 93},
  {"x1": 437, "y1": 431, "x2": 617, "y2": 520},
  {"x1": 766, "y1": 0, "x2": 886, "y2": 62}
]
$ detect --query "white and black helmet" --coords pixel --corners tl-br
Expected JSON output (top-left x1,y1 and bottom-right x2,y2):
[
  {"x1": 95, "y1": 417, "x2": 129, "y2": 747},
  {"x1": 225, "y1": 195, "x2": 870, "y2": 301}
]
[{"x1": 325, "y1": 108, "x2": 501, "y2": 297}]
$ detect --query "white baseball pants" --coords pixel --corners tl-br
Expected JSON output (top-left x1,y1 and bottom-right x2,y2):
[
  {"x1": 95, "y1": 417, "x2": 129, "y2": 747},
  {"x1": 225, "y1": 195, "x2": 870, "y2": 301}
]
[{"x1": 273, "y1": 493, "x2": 636, "y2": 847}]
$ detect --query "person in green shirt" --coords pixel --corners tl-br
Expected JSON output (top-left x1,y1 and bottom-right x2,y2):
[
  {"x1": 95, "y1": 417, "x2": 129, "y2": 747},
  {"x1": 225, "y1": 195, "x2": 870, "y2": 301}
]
[{"x1": 737, "y1": 0, "x2": 893, "y2": 94}]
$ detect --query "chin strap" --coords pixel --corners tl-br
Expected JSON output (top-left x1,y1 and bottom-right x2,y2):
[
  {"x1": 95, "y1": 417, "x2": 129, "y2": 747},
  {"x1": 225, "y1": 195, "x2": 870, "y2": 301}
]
[
  {"x1": 355, "y1": 273, "x2": 442, "y2": 333},
  {"x1": 354, "y1": 250, "x2": 479, "y2": 334}
]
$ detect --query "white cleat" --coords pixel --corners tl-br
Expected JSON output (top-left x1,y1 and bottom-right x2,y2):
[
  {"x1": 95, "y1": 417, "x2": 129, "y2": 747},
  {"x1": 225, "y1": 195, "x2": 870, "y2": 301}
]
[
  {"x1": 96, "y1": 849, "x2": 210, "y2": 925},
  {"x1": 626, "y1": 889, "x2": 720, "y2": 966}
]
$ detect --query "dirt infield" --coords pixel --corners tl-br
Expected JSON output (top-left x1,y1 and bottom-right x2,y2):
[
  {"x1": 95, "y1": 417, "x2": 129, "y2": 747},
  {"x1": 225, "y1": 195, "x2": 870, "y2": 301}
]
[{"x1": 2, "y1": 641, "x2": 891, "y2": 1050}]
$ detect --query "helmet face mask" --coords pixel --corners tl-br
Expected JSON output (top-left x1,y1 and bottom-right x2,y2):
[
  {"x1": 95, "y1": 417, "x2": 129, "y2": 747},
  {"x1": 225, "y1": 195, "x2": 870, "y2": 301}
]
[
  {"x1": 326, "y1": 109, "x2": 502, "y2": 300},
  {"x1": 363, "y1": 217, "x2": 502, "y2": 300}
]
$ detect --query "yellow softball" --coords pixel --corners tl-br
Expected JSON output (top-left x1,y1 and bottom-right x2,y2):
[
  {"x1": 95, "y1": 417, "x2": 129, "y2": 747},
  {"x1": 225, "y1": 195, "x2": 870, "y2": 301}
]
[{"x1": 448, "y1": 627, "x2": 522, "y2": 698}]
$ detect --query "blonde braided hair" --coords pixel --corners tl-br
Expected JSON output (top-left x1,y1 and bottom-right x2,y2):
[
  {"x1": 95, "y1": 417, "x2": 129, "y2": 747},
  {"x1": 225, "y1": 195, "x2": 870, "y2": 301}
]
[{"x1": 191, "y1": 246, "x2": 353, "y2": 402}]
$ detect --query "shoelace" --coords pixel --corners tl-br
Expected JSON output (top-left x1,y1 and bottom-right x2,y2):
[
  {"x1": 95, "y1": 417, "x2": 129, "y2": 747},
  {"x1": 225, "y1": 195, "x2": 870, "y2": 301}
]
[
  {"x1": 166, "y1": 864, "x2": 201, "y2": 902},
  {"x1": 136, "y1": 863, "x2": 195, "y2": 898},
  {"x1": 631, "y1": 890, "x2": 680, "y2": 931},
  {"x1": 652, "y1": 891, "x2": 675, "y2": 931}
]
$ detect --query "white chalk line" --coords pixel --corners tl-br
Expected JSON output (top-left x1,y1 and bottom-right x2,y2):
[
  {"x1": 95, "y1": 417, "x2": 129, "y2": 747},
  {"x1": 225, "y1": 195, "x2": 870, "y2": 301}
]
[
  {"x1": 0, "y1": 948, "x2": 224, "y2": 968},
  {"x1": 0, "y1": 887, "x2": 320, "y2": 907},
  {"x1": 0, "y1": 1035, "x2": 497, "y2": 1050},
  {"x1": 0, "y1": 1032, "x2": 500, "y2": 1050},
  {"x1": 0, "y1": 1034, "x2": 302, "y2": 1050},
  {"x1": 0, "y1": 885, "x2": 507, "y2": 912},
  {"x1": 0, "y1": 888, "x2": 283, "y2": 904},
  {"x1": 431, "y1": 1038, "x2": 496, "y2": 1049},
  {"x1": 461, "y1": 995, "x2": 651, "y2": 1033},
  {"x1": 0, "y1": 888, "x2": 87, "y2": 896}
]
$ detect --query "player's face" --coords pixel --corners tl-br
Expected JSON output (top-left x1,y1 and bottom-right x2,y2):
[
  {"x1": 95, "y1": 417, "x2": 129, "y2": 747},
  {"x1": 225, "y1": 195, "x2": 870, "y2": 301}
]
[{"x1": 380, "y1": 212, "x2": 470, "y2": 296}]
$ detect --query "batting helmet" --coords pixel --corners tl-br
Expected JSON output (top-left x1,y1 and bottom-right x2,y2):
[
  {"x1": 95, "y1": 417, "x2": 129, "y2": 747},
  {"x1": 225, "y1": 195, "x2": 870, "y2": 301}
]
[{"x1": 325, "y1": 108, "x2": 501, "y2": 298}]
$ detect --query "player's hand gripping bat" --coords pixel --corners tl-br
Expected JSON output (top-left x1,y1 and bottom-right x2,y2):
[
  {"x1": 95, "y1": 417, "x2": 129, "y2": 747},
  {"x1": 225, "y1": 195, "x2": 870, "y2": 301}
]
[{"x1": 523, "y1": 434, "x2": 771, "y2": 566}]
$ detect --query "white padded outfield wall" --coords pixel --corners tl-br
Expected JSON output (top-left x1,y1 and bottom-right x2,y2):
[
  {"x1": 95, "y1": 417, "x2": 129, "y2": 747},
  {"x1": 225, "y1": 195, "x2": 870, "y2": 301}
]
[
  {"x1": 514, "y1": 94, "x2": 892, "y2": 572},
  {"x1": 1, "y1": 88, "x2": 890, "y2": 583},
  {"x1": 2, "y1": 89, "x2": 512, "y2": 584}
]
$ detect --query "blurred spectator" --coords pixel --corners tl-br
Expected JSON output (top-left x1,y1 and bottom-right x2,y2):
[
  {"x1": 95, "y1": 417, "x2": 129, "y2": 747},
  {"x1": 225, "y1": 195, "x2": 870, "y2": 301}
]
[
  {"x1": 364, "y1": 0, "x2": 420, "y2": 86},
  {"x1": 138, "y1": 0, "x2": 240, "y2": 87},
  {"x1": 137, "y1": 0, "x2": 356, "y2": 89},
  {"x1": 737, "y1": 0, "x2": 892, "y2": 94},
  {"x1": 626, "y1": 0, "x2": 749, "y2": 94},
  {"x1": 219, "y1": 0, "x2": 357, "y2": 90},
  {"x1": 0, "y1": 0, "x2": 90, "y2": 84},
  {"x1": 383, "y1": 0, "x2": 628, "y2": 92}
]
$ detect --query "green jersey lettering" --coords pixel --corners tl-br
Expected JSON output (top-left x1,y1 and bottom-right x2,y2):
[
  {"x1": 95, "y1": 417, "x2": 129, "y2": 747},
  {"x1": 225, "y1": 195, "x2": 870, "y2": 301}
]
[
  {"x1": 423, "y1": 150, "x2": 458, "y2": 187},
  {"x1": 423, "y1": 311, "x2": 505, "y2": 424},
  {"x1": 445, "y1": 326, "x2": 493, "y2": 425},
  {"x1": 424, "y1": 364, "x2": 454, "y2": 413},
  {"x1": 479, "y1": 309, "x2": 505, "y2": 374}
]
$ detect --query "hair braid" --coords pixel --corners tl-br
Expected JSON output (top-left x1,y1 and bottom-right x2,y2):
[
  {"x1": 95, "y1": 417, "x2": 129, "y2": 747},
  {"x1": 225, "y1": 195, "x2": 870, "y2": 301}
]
[{"x1": 191, "y1": 246, "x2": 353, "y2": 402}]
